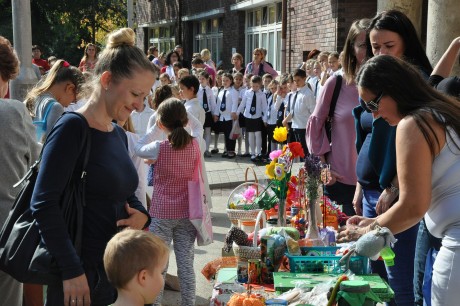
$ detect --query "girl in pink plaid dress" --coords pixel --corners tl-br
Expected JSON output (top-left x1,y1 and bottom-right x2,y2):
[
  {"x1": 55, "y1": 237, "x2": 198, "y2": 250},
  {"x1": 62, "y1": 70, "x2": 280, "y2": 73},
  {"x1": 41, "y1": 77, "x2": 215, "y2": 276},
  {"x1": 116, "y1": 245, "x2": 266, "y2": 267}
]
[{"x1": 135, "y1": 98, "x2": 199, "y2": 306}]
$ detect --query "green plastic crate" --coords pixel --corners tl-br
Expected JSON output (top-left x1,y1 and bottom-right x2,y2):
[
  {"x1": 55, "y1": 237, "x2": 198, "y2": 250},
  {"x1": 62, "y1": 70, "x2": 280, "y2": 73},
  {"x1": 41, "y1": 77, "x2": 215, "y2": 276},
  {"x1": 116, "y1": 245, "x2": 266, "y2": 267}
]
[{"x1": 286, "y1": 246, "x2": 369, "y2": 275}]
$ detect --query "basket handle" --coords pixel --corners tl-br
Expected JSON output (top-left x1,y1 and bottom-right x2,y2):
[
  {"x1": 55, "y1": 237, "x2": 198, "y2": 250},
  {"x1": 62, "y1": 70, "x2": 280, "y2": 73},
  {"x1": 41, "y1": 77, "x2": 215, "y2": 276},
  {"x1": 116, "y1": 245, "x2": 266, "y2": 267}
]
[
  {"x1": 245, "y1": 166, "x2": 258, "y2": 184},
  {"x1": 252, "y1": 210, "x2": 266, "y2": 247}
]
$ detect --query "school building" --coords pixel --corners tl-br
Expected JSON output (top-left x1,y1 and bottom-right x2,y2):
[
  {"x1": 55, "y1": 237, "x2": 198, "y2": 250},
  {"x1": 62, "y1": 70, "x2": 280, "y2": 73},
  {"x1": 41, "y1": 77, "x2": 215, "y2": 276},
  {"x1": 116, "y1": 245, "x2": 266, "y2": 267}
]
[{"x1": 133, "y1": 0, "x2": 460, "y2": 74}]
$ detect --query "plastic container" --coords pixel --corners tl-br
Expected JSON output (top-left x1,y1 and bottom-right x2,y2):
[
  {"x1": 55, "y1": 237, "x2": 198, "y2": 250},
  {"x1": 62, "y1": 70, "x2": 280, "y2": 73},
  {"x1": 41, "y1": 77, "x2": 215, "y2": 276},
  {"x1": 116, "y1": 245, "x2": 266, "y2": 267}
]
[
  {"x1": 338, "y1": 280, "x2": 376, "y2": 306},
  {"x1": 239, "y1": 220, "x2": 256, "y2": 233},
  {"x1": 286, "y1": 246, "x2": 369, "y2": 275},
  {"x1": 265, "y1": 299, "x2": 288, "y2": 305},
  {"x1": 380, "y1": 247, "x2": 395, "y2": 267}
]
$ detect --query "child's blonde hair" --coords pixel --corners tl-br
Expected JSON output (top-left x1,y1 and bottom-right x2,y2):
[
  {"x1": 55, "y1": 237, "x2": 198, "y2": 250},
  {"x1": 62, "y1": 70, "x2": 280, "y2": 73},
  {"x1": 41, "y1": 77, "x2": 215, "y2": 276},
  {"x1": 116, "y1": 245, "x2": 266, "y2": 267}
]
[
  {"x1": 177, "y1": 68, "x2": 189, "y2": 79},
  {"x1": 104, "y1": 229, "x2": 169, "y2": 289}
]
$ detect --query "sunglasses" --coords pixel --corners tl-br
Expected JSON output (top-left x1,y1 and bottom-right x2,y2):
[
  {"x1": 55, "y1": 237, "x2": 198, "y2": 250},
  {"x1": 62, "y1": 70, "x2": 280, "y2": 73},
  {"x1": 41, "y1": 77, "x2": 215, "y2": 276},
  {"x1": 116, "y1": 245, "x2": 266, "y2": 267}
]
[{"x1": 359, "y1": 92, "x2": 384, "y2": 113}]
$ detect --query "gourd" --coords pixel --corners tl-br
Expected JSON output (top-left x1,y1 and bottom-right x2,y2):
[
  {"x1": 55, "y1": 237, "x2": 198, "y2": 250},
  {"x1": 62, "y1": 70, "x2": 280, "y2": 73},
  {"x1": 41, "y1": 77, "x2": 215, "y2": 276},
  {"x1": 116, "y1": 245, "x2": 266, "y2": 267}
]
[
  {"x1": 242, "y1": 297, "x2": 264, "y2": 306},
  {"x1": 227, "y1": 288, "x2": 264, "y2": 306}
]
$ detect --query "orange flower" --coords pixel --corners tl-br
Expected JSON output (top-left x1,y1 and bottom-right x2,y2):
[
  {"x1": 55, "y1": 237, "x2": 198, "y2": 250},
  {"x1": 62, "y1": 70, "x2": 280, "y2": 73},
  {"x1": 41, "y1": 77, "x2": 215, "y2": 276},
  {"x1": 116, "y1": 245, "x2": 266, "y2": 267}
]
[{"x1": 288, "y1": 142, "x2": 305, "y2": 158}]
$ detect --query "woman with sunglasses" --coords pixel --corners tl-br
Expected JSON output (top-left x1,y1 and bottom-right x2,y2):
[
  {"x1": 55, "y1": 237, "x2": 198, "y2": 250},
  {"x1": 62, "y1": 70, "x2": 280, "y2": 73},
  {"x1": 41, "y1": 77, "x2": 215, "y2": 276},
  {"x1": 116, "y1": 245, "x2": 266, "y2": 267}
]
[
  {"x1": 351, "y1": 10, "x2": 432, "y2": 306},
  {"x1": 339, "y1": 54, "x2": 460, "y2": 306}
]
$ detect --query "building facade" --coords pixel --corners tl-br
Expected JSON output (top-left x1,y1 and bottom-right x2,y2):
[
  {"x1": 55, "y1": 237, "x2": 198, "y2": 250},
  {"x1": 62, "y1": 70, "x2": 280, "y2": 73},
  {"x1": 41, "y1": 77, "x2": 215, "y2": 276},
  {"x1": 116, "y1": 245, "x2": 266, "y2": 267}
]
[{"x1": 134, "y1": 0, "x2": 460, "y2": 75}]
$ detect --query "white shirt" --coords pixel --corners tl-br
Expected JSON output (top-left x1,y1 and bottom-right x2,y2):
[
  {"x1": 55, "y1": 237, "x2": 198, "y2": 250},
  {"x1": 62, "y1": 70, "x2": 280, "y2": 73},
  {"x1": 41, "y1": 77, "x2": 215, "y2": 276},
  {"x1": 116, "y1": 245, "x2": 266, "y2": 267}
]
[
  {"x1": 185, "y1": 98, "x2": 205, "y2": 125},
  {"x1": 197, "y1": 85, "x2": 216, "y2": 114},
  {"x1": 213, "y1": 86, "x2": 239, "y2": 121},
  {"x1": 125, "y1": 131, "x2": 148, "y2": 209},
  {"x1": 266, "y1": 94, "x2": 284, "y2": 125},
  {"x1": 290, "y1": 85, "x2": 316, "y2": 129},
  {"x1": 131, "y1": 103, "x2": 155, "y2": 136},
  {"x1": 237, "y1": 89, "x2": 267, "y2": 121}
]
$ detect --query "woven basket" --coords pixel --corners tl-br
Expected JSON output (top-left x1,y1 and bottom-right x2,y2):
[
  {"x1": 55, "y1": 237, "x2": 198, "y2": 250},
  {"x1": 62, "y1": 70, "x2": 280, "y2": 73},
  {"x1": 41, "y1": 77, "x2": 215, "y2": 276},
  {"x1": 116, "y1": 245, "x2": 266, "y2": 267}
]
[
  {"x1": 227, "y1": 167, "x2": 275, "y2": 225},
  {"x1": 233, "y1": 211, "x2": 286, "y2": 269}
]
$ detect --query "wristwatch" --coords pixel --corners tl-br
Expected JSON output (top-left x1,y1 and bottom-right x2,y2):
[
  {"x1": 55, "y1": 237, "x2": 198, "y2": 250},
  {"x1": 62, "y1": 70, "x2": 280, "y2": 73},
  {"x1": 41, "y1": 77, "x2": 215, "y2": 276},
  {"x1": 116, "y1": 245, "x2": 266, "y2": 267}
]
[{"x1": 386, "y1": 183, "x2": 399, "y2": 194}]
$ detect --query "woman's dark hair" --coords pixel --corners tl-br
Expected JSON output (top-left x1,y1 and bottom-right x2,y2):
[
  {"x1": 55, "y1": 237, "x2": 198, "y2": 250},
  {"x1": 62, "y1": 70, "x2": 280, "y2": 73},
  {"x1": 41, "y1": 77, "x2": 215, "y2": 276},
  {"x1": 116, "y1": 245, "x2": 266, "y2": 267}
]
[
  {"x1": 356, "y1": 55, "x2": 460, "y2": 157},
  {"x1": 366, "y1": 10, "x2": 432, "y2": 76},
  {"x1": 165, "y1": 50, "x2": 180, "y2": 66},
  {"x1": 156, "y1": 98, "x2": 193, "y2": 150},
  {"x1": 178, "y1": 75, "x2": 200, "y2": 95},
  {"x1": 152, "y1": 85, "x2": 173, "y2": 110},
  {"x1": 0, "y1": 36, "x2": 19, "y2": 82}
]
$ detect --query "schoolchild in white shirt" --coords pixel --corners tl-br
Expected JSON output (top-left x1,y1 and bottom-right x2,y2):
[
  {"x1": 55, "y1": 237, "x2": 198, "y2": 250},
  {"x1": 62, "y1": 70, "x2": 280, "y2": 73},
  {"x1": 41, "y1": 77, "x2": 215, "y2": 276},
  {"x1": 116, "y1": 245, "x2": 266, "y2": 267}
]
[
  {"x1": 261, "y1": 73, "x2": 273, "y2": 158},
  {"x1": 178, "y1": 75, "x2": 205, "y2": 126},
  {"x1": 197, "y1": 70, "x2": 217, "y2": 157},
  {"x1": 283, "y1": 69, "x2": 316, "y2": 157},
  {"x1": 266, "y1": 79, "x2": 285, "y2": 152},
  {"x1": 235, "y1": 75, "x2": 268, "y2": 161},
  {"x1": 233, "y1": 72, "x2": 249, "y2": 157},
  {"x1": 211, "y1": 70, "x2": 225, "y2": 154},
  {"x1": 213, "y1": 73, "x2": 239, "y2": 158},
  {"x1": 282, "y1": 74, "x2": 297, "y2": 141}
]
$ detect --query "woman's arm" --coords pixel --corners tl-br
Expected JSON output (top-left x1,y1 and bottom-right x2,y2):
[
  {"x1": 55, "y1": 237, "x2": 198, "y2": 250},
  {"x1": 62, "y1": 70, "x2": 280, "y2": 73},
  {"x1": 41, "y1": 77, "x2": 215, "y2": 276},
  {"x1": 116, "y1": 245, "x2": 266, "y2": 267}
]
[
  {"x1": 432, "y1": 36, "x2": 460, "y2": 78},
  {"x1": 373, "y1": 116, "x2": 436, "y2": 234}
]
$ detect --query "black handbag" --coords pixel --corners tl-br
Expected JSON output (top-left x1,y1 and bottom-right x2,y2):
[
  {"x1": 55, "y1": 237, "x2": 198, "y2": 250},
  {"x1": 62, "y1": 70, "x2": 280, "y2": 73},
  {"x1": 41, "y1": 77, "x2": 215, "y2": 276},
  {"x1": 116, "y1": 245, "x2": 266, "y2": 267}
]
[
  {"x1": 325, "y1": 74, "x2": 342, "y2": 143},
  {"x1": 0, "y1": 112, "x2": 91, "y2": 285}
]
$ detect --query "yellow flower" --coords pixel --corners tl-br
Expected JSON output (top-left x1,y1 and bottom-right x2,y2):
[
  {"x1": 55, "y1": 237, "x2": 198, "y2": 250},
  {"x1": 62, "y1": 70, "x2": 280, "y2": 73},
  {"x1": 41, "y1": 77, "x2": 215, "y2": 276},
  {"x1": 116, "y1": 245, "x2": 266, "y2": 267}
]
[
  {"x1": 265, "y1": 161, "x2": 276, "y2": 179},
  {"x1": 273, "y1": 126, "x2": 288, "y2": 143},
  {"x1": 274, "y1": 163, "x2": 286, "y2": 180}
]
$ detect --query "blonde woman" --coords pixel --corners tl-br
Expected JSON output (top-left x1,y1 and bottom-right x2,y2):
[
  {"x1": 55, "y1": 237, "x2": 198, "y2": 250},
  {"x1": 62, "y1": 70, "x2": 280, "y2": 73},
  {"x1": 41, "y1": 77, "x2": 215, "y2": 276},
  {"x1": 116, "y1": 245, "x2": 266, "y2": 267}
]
[{"x1": 200, "y1": 48, "x2": 216, "y2": 71}]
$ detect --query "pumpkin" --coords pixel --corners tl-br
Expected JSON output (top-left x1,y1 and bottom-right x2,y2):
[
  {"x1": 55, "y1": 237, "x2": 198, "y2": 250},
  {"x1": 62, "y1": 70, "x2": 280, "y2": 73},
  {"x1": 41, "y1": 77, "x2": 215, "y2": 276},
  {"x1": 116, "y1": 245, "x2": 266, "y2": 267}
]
[
  {"x1": 227, "y1": 293, "x2": 246, "y2": 306},
  {"x1": 242, "y1": 297, "x2": 264, "y2": 306},
  {"x1": 227, "y1": 293, "x2": 264, "y2": 306}
]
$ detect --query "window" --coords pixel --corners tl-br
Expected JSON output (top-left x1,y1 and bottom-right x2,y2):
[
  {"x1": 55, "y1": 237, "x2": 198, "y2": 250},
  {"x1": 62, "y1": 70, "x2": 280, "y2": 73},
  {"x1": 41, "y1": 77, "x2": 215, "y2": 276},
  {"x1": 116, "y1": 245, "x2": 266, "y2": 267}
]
[
  {"x1": 147, "y1": 26, "x2": 175, "y2": 53},
  {"x1": 245, "y1": 4, "x2": 282, "y2": 71},
  {"x1": 193, "y1": 18, "x2": 223, "y2": 66}
]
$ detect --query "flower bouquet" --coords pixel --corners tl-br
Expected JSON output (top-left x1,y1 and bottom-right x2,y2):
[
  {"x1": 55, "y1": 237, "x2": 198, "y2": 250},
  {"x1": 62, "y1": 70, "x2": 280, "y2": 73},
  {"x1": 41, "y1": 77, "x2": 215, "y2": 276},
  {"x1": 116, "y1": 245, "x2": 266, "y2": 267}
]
[{"x1": 254, "y1": 127, "x2": 306, "y2": 226}]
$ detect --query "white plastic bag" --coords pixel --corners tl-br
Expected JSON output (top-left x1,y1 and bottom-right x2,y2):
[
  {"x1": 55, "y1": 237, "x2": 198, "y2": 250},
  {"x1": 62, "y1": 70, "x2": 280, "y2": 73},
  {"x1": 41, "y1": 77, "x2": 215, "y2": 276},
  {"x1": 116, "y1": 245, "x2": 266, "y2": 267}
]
[{"x1": 229, "y1": 120, "x2": 241, "y2": 140}]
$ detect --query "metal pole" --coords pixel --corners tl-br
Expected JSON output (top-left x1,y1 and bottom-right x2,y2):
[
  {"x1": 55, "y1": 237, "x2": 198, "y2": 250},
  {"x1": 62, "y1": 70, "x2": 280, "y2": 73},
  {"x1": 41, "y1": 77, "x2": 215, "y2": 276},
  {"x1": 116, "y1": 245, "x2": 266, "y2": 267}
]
[
  {"x1": 127, "y1": 0, "x2": 134, "y2": 28},
  {"x1": 10, "y1": 0, "x2": 38, "y2": 101},
  {"x1": 281, "y1": 0, "x2": 287, "y2": 73}
]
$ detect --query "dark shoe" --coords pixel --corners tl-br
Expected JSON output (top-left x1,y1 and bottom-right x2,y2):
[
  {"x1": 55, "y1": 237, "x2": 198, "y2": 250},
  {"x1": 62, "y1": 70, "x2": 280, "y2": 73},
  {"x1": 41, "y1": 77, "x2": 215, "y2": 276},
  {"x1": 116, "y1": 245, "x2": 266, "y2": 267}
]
[
  {"x1": 242, "y1": 153, "x2": 251, "y2": 157},
  {"x1": 250, "y1": 155, "x2": 257, "y2": 162},
  {"x1": 204, "y1": 151, "x2": 212, "y2": 158},
  {"x1": 222, "y1": 152, "x2": 228, "y2": 158},
  {"x1": 211, "y1": 148, "x2": 219, "y2": 154}
]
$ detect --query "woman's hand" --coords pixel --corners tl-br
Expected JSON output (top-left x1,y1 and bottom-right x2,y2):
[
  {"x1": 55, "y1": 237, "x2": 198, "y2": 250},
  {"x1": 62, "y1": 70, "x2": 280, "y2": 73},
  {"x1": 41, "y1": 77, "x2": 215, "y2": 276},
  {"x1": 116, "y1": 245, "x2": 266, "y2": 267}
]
[
  {"x1": 376, "y1": 189, "x2": 397, "y2": 215},
  {"x1": 63, "y1": 274, "x2": 90, "y2": 306},
  {"x1": 336, "y1": 216, "x2": 375, "y2": 243},
  {"x1": 213, "y1": 115, "x2": 219, "y2": 122},
  {"x1": 231, "y1": 112, "x2": 238, "y2": 120},
  {"x1": 352, "y1": 185, "x2": 363, "y2": 216},
  {"x1": 116, "y1": 203, "x2": 148, "y2": 230},
  {"x1": 326, "y1": 170, "x2": 343, "y2": 186},
  {"x1": 143, "y1": 159, "x2": 156, "y2": 165}
]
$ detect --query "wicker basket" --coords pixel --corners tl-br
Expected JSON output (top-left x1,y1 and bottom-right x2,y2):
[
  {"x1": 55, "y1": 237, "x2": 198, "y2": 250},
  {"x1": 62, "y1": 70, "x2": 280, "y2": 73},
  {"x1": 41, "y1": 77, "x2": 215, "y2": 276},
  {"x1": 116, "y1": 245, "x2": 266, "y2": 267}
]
[
  {"x1": 233, "y1": 211, "x2": 286, "y2": 268},
  {"x1": 227, "y1": 167, "x2": 275, "y2": 225}
]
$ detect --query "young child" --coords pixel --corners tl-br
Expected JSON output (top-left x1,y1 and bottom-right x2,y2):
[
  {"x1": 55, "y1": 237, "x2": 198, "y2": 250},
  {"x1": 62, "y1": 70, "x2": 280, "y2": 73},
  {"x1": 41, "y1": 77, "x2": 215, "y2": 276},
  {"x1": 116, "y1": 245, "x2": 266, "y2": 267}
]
[
  {"x1": 283, "y1": 69, "x2": 316, "y2": 157},
  {"x1": 136, "y1": 98, "x2": 201, "y2": 306},
  {"x1": 178, "y1": 75, "x2": 205, "y2": 125},
  {"x1": 213, "y1": 72, "x2": 239, "y2": 158},
  {"x1": 177, "y1": 68, "x2": 190, "y2": 83},
  {"x1": 261, "y1": 73, "x2": 273, "y2": 157},
  {"x1": 197, "y1": 70, "x2": 217, "y2": 157},
  {"x1": 233, "y1": 72, "x2": 247, "y2": 156},
  {"x1": 236, "y1": 75, "x2": 267, "y2": 162},
  {"x1": 237, "y1": 73, "x2": 252, "y2": 157},
  {"x1": 159, "y1": 72, "x2": 171, "y2": 86},
  {"x1": 265, "y1": 79, "x2": 283, "y2": 152},
  {"x1": 262, "y1": 73, "x2": 273, "y2": 95},
  {"x1": 282, "y1": 73, "x2": 296, "y2": 141},
  {"x1": 104, "y1": 229, "x2": 169, "y2": 306},
  {"x1": 211, "y1": 70, "x2": 225, "y2": 154}
]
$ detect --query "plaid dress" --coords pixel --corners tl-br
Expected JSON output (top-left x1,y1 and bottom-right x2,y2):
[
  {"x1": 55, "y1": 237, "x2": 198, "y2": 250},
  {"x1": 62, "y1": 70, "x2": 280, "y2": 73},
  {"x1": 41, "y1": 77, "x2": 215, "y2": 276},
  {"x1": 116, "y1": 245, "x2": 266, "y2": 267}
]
[{"x1": 150, "y1": 139, "x2": 199, "y2": 219}]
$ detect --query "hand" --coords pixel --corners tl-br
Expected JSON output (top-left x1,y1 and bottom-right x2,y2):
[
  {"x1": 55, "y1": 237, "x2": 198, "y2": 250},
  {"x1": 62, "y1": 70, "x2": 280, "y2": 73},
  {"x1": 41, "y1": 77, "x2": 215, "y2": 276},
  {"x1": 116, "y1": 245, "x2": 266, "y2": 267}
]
[
  {"x1": 346, "y1": 215, "x2": 375, "y2": 227},
  {"x1": 144, "y1": 159, "x2": 157, "y2": 165},
  {"x1": 213, "y1": 115, "x2": 218, "y2": 122},
  {"x1": 336, "y1": 225, "x2": 367, "y2": 243},
  {"x1": 325, "y1": 170, "x2": 343, "y2": 186},
  {"x1": 376, "y1": 189, "x2": 397, "y2": 215},
  {"x1": 116, "y1": 203, "x2": 148, "y2": 230},
  {"x1": 352, "y1": 185, "x2": 363, "y2": 216},
  {"x1": 231, "y1": 112, "x2": 238, "y2": 120},
  {"x1": 63, "y1": 274, "x2": 90, "y2": 306}
]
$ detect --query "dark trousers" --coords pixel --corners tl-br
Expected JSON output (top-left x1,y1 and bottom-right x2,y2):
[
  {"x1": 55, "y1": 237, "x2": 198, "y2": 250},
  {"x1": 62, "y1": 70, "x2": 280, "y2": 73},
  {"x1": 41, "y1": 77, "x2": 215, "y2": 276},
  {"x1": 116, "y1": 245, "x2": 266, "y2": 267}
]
[
  {"x1": 291, "y1": 128, "x2": 309, "y2": 157},
  {"x1": 261, "y1": 124, "x2": 268, "y2": 155},
  {"x1": 266, "y1": 124, "x2": 277, "y2": 152},
  {"x1": 324, "y1": 181, "x2": 356, "y2": 217},
  {"x1": 219, "y1": 120, "x2": 236, "y2": 152}
]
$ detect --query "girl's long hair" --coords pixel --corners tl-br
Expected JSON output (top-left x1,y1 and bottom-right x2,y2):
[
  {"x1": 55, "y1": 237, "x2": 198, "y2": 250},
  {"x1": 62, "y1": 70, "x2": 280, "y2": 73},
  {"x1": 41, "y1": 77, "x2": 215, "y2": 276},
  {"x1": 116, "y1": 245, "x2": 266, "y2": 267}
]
[{"x1": 156, "y1": 98, "x2": 193, "y2": 150}]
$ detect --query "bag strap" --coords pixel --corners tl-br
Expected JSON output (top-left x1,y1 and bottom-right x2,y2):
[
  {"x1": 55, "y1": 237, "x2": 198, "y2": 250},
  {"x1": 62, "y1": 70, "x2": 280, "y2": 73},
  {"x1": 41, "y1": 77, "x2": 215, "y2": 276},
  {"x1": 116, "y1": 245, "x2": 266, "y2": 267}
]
[
  {"x1": 327, "y1": 75, "x2": 342, "y2": 122},
  {"x1": 14, "y1": 112, "x2": 91, "y2": 188}
]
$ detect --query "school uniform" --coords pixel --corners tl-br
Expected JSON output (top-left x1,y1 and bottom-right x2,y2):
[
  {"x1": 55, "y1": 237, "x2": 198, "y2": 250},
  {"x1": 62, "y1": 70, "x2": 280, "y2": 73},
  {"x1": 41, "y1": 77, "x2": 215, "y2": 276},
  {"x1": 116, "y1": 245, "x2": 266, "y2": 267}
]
[
  {"x1": 288, "y1": 84, "x2": 316, "y2": 156},
  {"x1": 197, "y1": 85, "x2": 216, "y2": 128},
  {"x1": 237, "y1": 89, "x2": 267, "y2": 157},
  {"x1": 266, "y1": 93, "x2": 284, "y2": 151},
  {"x1": 213, "y1": 87, "x2": 239, "y2": 153}
]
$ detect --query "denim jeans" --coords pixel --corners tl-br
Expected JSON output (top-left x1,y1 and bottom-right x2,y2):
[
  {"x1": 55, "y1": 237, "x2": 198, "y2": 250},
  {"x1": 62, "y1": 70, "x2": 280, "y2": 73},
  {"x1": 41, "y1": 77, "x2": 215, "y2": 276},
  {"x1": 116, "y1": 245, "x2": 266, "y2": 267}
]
[{"x1": 362, "y1": 189, "x2": 419, "y2": 306}]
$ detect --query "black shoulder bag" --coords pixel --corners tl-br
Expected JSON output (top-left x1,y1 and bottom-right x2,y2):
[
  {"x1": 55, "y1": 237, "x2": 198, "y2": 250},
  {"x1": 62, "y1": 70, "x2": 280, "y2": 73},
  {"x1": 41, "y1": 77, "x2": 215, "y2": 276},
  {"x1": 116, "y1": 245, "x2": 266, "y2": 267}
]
[
  {"x1": 0, "y1": 112, "x2": 91, "y2": 284},
  {"x1": 325, "y1": 75, "x2": 342, "y2": 143}
]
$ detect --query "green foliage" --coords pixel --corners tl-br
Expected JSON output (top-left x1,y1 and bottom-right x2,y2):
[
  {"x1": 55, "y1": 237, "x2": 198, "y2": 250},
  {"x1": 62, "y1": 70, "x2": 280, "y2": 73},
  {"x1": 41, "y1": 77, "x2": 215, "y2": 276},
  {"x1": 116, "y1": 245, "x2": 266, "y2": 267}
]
[{"x1": 1, "y1": 0, "x2": 127, "y2": 66}]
